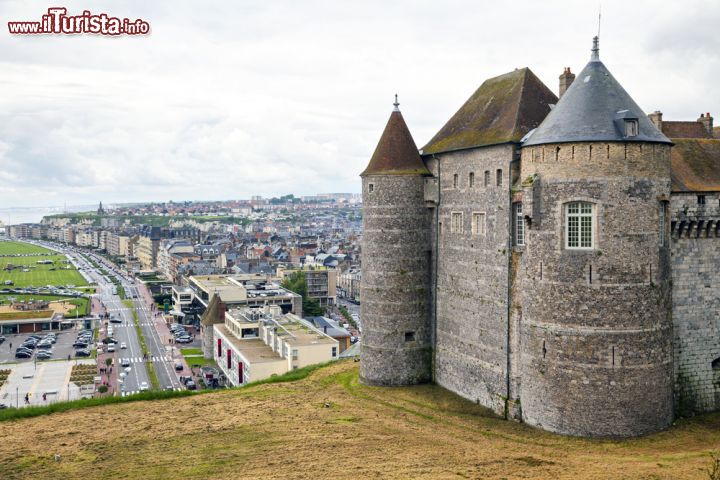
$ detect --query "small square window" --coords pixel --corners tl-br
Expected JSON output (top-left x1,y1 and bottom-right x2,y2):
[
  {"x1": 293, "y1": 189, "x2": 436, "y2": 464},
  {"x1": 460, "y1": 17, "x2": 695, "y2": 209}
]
[
  {"x1": 404, "y1": 331, "x2": 415, "y2": 342},
  {"x1": 368, "y1": 183, "x2": 375, "y2": 193},
  {"x1": 624, "y1": 119, "x2": 639, "y2": 137}
]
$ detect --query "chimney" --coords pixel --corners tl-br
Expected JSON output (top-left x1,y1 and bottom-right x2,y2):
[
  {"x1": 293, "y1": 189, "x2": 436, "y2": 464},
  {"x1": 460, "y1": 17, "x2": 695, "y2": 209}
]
[
  {"x1": 559, "y1": 67, "x2": 575, "y2": 98},
  {"x1": 698, "y1": 112, "x2": 714, "y2": 135},
  {"x1": 648, "y1": 111, "x2": 663, "y2": 131}
]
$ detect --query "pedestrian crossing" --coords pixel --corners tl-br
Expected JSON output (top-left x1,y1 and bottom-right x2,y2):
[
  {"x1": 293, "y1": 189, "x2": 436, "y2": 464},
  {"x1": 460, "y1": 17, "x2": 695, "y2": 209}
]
[
  {"x1": 108, "y1": 322, "x2": 157, "y2": 327},
  {"x1": 122, "y1": 356, "x2": 173, "y2": 363},
  {"x1": 121, "y1": 387, "x2": 182, "y2": 397}
]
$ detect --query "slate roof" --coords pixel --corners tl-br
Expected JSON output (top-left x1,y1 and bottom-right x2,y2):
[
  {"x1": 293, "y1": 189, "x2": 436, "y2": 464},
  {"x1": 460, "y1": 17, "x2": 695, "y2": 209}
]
[
  {"x1": 524, "y1": 38, "x2": 671, "y2": 146},
  {"x1": 422, "y1": 68, "x2": 557, "y2": 154},
  {"x1": 361, "y1": 106, "x2": 430, "y2": 176},
  {"x1": 670, "y1": 138, "x2": 720, "y2": 192},
  {"x1": 200, "y1": 294, "x2": 225, "y2": 326},
  {"x1": 662, "y1": 121, "x2": 712, "y2": 139}
]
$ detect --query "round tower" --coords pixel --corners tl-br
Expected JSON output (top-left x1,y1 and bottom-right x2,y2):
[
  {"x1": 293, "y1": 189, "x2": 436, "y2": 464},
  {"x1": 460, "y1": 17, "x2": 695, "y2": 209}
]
[
  {"x1": 359, "y1": 97, "x2": 433, "y2": 386},
  {"x1": 517, "y1": 38, "x2": 674, "y2": 437}
]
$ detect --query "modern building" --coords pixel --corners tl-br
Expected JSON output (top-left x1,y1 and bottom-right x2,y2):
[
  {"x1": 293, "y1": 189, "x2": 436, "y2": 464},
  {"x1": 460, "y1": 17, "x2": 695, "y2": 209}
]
[
  {"x1": 277, "y1": 265, "x2": 337, "y2": 307},
  {"x1": 213, "y1": 306, "x2": 339, "y2": 387}
]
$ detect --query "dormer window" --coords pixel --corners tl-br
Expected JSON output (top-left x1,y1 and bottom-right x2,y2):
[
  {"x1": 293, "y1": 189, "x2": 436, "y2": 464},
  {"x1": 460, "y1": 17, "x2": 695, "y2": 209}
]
[{"x1": 624, "y1": 119, "x2": 639, "y2": 137}]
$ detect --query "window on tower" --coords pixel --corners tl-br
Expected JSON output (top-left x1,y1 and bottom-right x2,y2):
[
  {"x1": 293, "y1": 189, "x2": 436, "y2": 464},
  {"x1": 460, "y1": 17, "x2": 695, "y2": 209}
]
[
  {"x1": 453, "y1": 174, "x2": 458, "y2": 188},
  {"x1": 624, "y1": 119, "x2": 639, "y2": 137},
  {"x1": 451, "y1": 212, "x2": 463, "y2": 234},
  {"x1": 513, "y1": 203, "x2": 524, "y2": 246},
  {"x1": 565, "y1": 202, "x2": 594, "y2": 249},
  {"x1": 469, "y1": 172, "x2": 475, "y2": 188},
  {"x1": 484, "y1": 170, "x2": 490, "y2": 187},
  {"x1": 368, "y1": 183, "x2": 374, "y2": 193}
]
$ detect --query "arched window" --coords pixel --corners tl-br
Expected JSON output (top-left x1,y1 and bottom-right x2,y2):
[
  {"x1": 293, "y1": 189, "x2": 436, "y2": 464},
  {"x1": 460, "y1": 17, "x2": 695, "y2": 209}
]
[{"x1": 565, "y1": 202, "x2": 594, "y2": 249}]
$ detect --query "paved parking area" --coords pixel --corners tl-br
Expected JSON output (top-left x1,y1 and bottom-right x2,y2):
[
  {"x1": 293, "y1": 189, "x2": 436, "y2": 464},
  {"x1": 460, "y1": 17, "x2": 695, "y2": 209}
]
[
  {"x1": 0, "y1": 330, "x2": 86, "y2": 364},
  {"x1": 0, "y1": 359, "x2": 94, "y2": 407}
]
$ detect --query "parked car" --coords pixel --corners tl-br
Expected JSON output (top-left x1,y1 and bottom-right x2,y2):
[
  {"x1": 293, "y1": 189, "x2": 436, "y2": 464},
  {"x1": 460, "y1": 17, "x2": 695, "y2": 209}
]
[
  {"x1": 36, "y1": 351, "x2": 52, "y2": 360},
  {"x1": 73, "y1": 341, "x2": 89, "y2": 348},
  {"x1": 175, "y1": 336, "x2": 193, "y2": 344},
  {"x1": 0, "y1": 335, "x2": 6, "y2": 344},
  {"x1": 174, "y1": 362, "x2": 184, "y2": 371},
  {"x1": 75, "y1": 349, "x2": 91, "y2": 357},
  {"x1": 15, "y1": 350, "x2": 32, "y2": 358},
  {"x1": 105, "y1": 337, "x2": 118, "y2": 345},
  {"x1": 186, "y1": 381, "x2": 197, "y2": 390},
  {"x1": 139, "y1": 381, "x2": 148, "y2": 391}
]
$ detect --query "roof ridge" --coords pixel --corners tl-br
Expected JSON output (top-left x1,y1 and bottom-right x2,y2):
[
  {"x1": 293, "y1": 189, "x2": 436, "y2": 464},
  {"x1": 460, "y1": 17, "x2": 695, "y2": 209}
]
[{"x1": 510, "y1": 68, "x2": 530, "y2": 140}]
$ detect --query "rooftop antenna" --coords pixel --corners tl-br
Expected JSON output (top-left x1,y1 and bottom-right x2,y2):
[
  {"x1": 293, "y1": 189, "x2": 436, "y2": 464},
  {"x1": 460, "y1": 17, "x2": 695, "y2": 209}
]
[
  {"x1": 393, "y1": 94, "x2": 400, "y2": 112},
  {"x1": 597, "y1": 2, "x2": 602, "y2": 38}
]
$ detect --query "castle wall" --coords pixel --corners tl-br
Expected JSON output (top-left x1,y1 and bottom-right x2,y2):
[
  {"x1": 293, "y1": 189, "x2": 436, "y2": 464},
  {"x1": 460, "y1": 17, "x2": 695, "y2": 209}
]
[
  {"x1": 670, "y1": 192, "x2": 720, "y2": 415},
  {"x1": 359, "y1": 174, "x2": 433, "y2": 385},
  {"x1": 517, "y1": 142, "x2": 674, "y2": 437},
  {"x1": 431, "y1": 144, "x2": 514, "y2": 415}
]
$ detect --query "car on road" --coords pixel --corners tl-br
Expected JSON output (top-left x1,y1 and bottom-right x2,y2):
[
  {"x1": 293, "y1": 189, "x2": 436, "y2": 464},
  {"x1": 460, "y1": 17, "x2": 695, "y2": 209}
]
[
  {"x1": 120, "y1": 358, "x2": 131, "y2": 367},
  {"x1": 119, "y1": 372, "x2": 126, "y2": 379},
  {"x1": 120, "y1": 342, "x2": 127, "y2": 349},
  {"x1": 107, "y1": 344, "x2": 115, "y2": 353},
  {"x1": 109, "y1": 317, "x2": 122, "y2": 324},
  {"x1": 124, "y1": 366, "x2": 131, "y2": 373},
  {"x1": 139, "y1": 381, "x2": 148, "y2": 391},
  {"x1": 105, "y1": 337, "x2": 118, "y2": 345},
  {"x1": 175, "y1": 362, "x2": 184, "y2": 371}
]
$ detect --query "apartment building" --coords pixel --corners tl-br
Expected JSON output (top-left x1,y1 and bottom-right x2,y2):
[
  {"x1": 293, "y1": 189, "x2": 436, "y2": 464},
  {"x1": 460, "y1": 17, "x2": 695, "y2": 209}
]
[
  {"x1": 214, "y1": 306, "x2": 339, "y2": 387},
  {"x1": 277, "y1": 265, "x2": 337, "y2": 307}
]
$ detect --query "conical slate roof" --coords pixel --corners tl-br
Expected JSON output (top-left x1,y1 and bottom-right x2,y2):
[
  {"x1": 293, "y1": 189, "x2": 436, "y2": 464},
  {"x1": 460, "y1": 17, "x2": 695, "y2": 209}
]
[
  {"x1": 523, "y1": 38, "x2": 671, "y2": 147},
  {"x1": 422, "y1": 68, "x2": 557, "y2": 154},
  {"x1": 361, "y1": 102, "x2": 430, "y2": 176},
  {"x1": 200, "y1": 294, "x2": 225, "y2": 327}
]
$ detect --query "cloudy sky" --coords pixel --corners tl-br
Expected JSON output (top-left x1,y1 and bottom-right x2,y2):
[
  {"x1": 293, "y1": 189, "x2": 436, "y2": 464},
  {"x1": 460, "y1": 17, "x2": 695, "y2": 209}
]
[{"x1": 0, "y1": 0, "x2": 718, "y2": 208}]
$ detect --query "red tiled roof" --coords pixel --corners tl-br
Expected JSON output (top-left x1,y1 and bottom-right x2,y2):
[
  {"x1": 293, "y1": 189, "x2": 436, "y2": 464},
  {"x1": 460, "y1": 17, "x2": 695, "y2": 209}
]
[
  {"x1": 361, "y1": 109, "x2": 430, "y2": 176},
  {"x1": 662, "y1": 121, "x2": 712, "y2": 139},
  {"x1": 422, "y1": 68, "x2": 557, "y2": 154}
]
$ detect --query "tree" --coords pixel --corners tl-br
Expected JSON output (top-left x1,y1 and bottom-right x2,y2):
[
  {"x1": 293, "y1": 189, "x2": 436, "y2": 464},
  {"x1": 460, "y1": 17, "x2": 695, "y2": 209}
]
[{"x1": 281, "y1": 270, "x2": 325, "y2": 317}]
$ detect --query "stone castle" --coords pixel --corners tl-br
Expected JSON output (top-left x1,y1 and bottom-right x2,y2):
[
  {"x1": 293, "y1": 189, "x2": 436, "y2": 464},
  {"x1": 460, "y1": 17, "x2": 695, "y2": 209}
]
[{"x1": 359, "y1": 37, "x2": 720, "y2": 437}]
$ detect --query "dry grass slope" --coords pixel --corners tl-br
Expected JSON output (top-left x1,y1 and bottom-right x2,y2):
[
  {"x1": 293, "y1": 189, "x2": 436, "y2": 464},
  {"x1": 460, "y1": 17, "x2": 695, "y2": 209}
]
[{"x1": 0, "y1": 361, "x2": 718, "y2": 480}]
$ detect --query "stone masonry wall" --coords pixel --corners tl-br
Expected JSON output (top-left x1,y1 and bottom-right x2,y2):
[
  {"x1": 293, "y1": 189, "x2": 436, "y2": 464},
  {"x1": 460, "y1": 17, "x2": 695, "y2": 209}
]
[
  {"x1": 517, "y1": 142, "x2": 674, "y2": 437},
  {"x1": 360, "y1": 174, "x2": 433, "y2": 386},
  {"x1": 431, "y1": 144, "x2": 514, "y2": 415},
  {"x1": 670, "y1": 192, "x2": 720, "y2": 415}
]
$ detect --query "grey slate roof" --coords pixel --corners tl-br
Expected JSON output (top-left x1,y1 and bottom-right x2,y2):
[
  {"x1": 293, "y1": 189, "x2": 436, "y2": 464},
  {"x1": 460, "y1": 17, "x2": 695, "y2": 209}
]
[{"x1": 523, "y1": 39, "x2": 671, "y2": 147}]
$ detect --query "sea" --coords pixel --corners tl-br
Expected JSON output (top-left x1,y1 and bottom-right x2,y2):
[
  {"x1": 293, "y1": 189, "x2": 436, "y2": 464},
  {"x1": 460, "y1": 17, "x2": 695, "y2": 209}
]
[{"x1": 0, "y1": 205, "x2": 96, "y2": 226}]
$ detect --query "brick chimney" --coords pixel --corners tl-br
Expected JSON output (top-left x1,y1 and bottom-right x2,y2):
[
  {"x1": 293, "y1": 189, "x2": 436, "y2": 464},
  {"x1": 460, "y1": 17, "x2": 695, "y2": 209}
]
[
  {"x1": 559, "y1": 67, "x2": 575, "y2": 98},
  {"x1": 648, "y1": 111, "x2": 663, "y2": 131},
  {"x1": 698, "y1": 112, "x2": 714, "y2": 135}
]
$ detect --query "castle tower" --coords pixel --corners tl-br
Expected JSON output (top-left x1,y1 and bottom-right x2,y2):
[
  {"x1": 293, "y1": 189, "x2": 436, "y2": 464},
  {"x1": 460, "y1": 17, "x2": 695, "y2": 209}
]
[
  {"x1": 517, "y1": 38, "x2": 674, "y2": 436},
  {"x1": 359, "y1": 97, "x2": 433, "y2": 386}
]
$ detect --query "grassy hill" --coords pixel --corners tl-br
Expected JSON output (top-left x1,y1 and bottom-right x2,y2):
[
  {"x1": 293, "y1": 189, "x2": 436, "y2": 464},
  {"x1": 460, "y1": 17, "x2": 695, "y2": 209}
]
[{"x1": 0, "y1": 361, "x2": 718, "y2": 480}]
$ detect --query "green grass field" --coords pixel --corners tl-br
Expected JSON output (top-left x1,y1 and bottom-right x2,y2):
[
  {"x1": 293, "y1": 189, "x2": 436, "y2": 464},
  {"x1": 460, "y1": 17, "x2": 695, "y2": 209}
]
[
  {"x1": 0, "y1": 294, "x2": 89, "y2": 317},
  {"x1": 0, "y1": 242, "x2": 87, "y2": 289},
  {"x1": 0, "y1": 241, "x2": 52, "y2": 255}
]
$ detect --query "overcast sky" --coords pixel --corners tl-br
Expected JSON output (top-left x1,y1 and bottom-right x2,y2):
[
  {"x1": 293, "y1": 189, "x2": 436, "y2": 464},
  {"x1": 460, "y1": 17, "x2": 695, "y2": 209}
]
[{"x1": 0, "y1": 0, "x2": 718, "y2": 208}]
